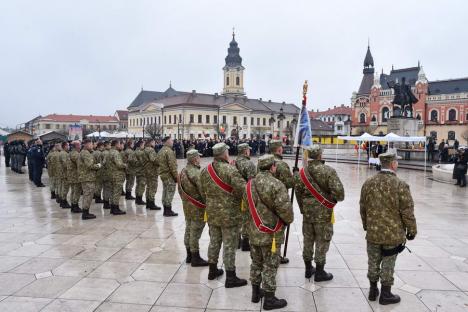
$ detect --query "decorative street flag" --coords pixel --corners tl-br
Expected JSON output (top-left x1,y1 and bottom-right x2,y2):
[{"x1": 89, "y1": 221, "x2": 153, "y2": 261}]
[{"x1": 294, "y1": 80, "x2": 313, "y2": 147}]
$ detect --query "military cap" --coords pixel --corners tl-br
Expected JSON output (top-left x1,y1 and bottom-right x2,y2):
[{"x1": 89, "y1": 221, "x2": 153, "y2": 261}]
[
  {"x1": 162, "y1": 136, "x2": 171, "y2": 142},
  {"x1": 187, "y1": 149, "x2": 202, "y2": 161},
  {"x1": 212, "y1": 142, "x2": 229, "y2": 156},
  {"x1": 378, "y1": 152, "x2": 402, "y2": 166},
  {"x1": 258, "y1": 154, "x2": 276, "y2": 170},
  {"x1": 269, "y1": 139, "x2": 283, "y2": 149},
  {"x1": 305, "y1": 144, "x2": 322, "y2": 159},
  {"x1": 237, "y1": 143, "x2": 251, "y2": 152}
]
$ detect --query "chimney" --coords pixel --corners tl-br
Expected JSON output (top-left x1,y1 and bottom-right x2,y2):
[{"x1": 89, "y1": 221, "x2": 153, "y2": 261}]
[
  {"x1": 214, "y1": 92, "x2": 218, "y2": 98},
  {"x1": 268, "y1": 100, "x2": 271, "y2": 103},
  {"x1": 334, "y1": 105, "x2": 336, "y2": 108},
  {"x1": 259, "y1": 98, "x2": 262, "y2": 101},
  {"x1": 192, "y1": 90, "x2": 196, "y2": 94}
]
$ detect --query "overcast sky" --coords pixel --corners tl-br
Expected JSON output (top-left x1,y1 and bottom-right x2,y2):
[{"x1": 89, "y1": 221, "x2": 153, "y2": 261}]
[{"x1": 1, "y1": 0, "x2": 467, "y2": 128}]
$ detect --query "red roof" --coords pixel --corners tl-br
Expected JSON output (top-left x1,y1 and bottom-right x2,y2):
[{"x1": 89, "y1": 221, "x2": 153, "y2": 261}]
[
  {"x1": 41, "y1": 114, "x2": 119, "y2": 123},
  {"x1": 309, "y1": 105, "x2": 352, "y2": 118},
  {"x1": 115, "y1": 110, "x2": 128, "y2": 120}
]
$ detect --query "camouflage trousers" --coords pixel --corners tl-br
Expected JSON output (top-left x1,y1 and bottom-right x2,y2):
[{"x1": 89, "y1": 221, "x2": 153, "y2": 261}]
[
  {"x1": 135, "y1": 175, "x2": 146, "y2": 197},
  {"x1": 70, "y1": 183, "x2": 82, "y2": 205},
  {"x1": 208, "y1": 224, "x2": 239, "y2": 270},
  {"x1": 145, "y1": 175, "x2": 158, "y2": 201},
  {"x1": 81, "y1": 182, "x2": 95, "y2": 210},
  {"x1": 184, "y1": 219, "x2": 206, "y2": 252},
  {"x1": 94, "y1": 177, "x2": 103, "y2": 198},
  {"x1": 302, "y1": 221, "x2": 333, "y2": 265},
  {"x1": 125, "y1": 174, "x2": 135, "y2": 193},
  {"x1": 102, "y1": 180, "x2": 112, "y2": 202},
  {"x1": 241, "y1": 204, "x2": 249, "y2": 239},
  {"x1": 110, "y1": 179, "x2": 124, "y2": 205},
  {"x1": 367, "y1": 242, "x2": 398, "y2": 286},
  {"x1": 60, "y1": 178, "x2": 70, "y2": 202},
  {"x1": 54, "y1": 177, "x2": 62, "y2": 197},
  {"x1": 49, "y1": 177, "x2": 57, "y2": 194},
  {"x1": 250, "y1": 244, "x2": 281, "y2": 292},
  {"x1": 161, "y1": 179, "x2": 176, "y2": 207}
]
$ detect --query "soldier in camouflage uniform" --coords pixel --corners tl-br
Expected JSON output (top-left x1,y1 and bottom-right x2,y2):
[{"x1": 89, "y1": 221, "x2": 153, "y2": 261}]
[
  {"x1": 108, "y1": 140, "x2": 127, "y2": 215},
  {"x1": 200, "y1": 143, "x2": 247, "y2": 288},
  {"x1": 101, "y1": 141, "x2": 112, "y2": 209},
  {"x1": 144, "y1": 139, "x2": 161, "y2": 210},
  {"x1": 59, "y1": 142, "x2": 71, "y2": 209},
  {"x1": 179, "y1": 149, "x2": 208, "y2": 267},
  {"x1": 93, "y1": 142, "x2": 105, "y2": 203},
  {"x1": 234, "y1": 143, "x2": 256, "y2": 252},
  {"x1": 46, "y1": 144, "x2": 60, "y2": 200},
  {"x1": 246, "y1": 155, "x2": 294, "y2": 310},
  {"x1": 268, "y1": 139, "x2": 294, "y2": 264},
  {"x1": 123, "y1": 140, "x2": 136, "y2": 200},
  {"x1": 157, "y1": 137, "x2": 178, "y2": 217},
  {"x1": 360, "y1": 152, "x2": 417, "y2": 305},
  {"x1": 78, "y1": 139, "x2": 101, "y2": 220},
  {"x1": 67, "y1": 141, "x2": 82, "y2": 213},
  {"x1": 134, "y1": 141, "x2": 147, "y2": 205},
  {"x1": 294, "y1": 145, "x2": 344, "y2": 282}
]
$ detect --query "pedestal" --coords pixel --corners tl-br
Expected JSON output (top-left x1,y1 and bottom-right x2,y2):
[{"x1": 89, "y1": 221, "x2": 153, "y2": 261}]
[{"x1": 387, "y1": 117, "x2": 419, "y2": 136}]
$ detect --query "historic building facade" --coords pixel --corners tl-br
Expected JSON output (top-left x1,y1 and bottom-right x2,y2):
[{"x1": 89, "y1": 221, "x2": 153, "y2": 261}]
[
  {"x1": 309, "y1": 104, "x2": 352, "y2": 136},
  {"x1": 31, "y1": 114, "x2": 119, "y2": 136},
  {"x1": 351, "y1": 45, "x2": 468, "y2": 143},
  {"x1": 127, "y1": 33, "x2": 300, "y2": 140}
]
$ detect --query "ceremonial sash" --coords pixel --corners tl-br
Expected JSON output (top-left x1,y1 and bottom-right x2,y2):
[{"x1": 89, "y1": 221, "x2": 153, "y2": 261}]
[
  {"x1": 178, "y1": 171, "x2": 206, "y2": 209},
  {"x1": 246, "y1": 180, "x2": 283, "y2": 234},
  {"x1": 299, "y1": 168, "x2": 336, "y2": 209},
  {"x1": 207, "y1": 163, "x2": 233, "y2": 193}
]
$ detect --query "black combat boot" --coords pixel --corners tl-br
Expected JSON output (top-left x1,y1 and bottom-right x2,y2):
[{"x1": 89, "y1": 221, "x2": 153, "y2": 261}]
[
  {"x1": 280, "y1": 256, "x2": 289, "y2": 264},
  {"x1": 263, "y1": 292, "x2": 287, "y2": 310},
  {"x1": 225, "y1": 270, "x2": 247, "y2": 288},
  {"x1": 241, "y1": 237, "x2": 250, "y2": 251},
  {"x1": 61, "y1": 199, "x2": 71, "y2": 209},
  {"x1": 82, "y1": 209, "x2": 96, "y2": 220},
  {"x1": 314, "y1": 263, "x2": 333, "y2": 282},
  {"x1": 146, "y1": 200, "x2": 158, "y2": 210},
  {"x1": 71, "y1": 204, "x2": 82, "y2": 213},
  {"x1": 368, "y1": 281, "x2": 379, "y2": 301},
  {"x1": 304, "y1": 260, "x2": 316, "y2": 278},
  {"x1": 103, "y1": 200, "x2": 110, "y2": 209},
  {"x1": 56, "y1": 196, "x2": 61, "y2": 203},
  {"x1": 51, "y1": 192, "x2": 56, "y2": 199},
  {"x1": 379, "y1": 285, "x2": 400, "y2": 305},
  {"x1": 191, "y1": 251, "x2": 209, "y2": 267},
  {"x1": 95, "y1": 196, "x2": 103, "y2": 204},
  {"x1": 135, "y1": 196, "x2": 146, "y2": 205},
  {"x1": 121, "y1": 189, "x2": 125, "y2": 196},
  {"x1": 163, "y1": 205, "x2": 178, "y2": 217},
  {"x1": 185, "y1": 248, "x2": 191, "y2": 263},
  {"x1": 208, "y1": 263, "x2": 224, "y2": 280},
  {"x1": 251, "y1": 284, "x2": 264, "y2": 303},
  {"x1": 110, "y1": 204, "x2": 126, "y2": 215},
  {"x1": 125, "y1": 191, "x2": 135, "y2": 200}
]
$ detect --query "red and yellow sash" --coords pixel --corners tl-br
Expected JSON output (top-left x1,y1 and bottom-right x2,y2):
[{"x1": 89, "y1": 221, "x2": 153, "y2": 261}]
[
  {"x1": 178, "y1": 171, "x2": 206, "y2": 209},
  {"x1": 299, "y1": 168, "x2": 336, "y2": 209},
  {"x1": 207, "y1": 163, "x2": 233, "y2": 193}
]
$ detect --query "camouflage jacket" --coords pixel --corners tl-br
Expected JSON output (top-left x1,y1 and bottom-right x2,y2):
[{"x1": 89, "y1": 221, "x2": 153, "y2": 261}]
[
  {"x1": 57, "y1": 150, "x2": 69, "y2": 178},
  {"x1": 273, "y1": 154, "x2": 294, "y2": 189},
  {"x1": 46, "y1": 150, "x2": 59, "y2": 178},
  {"x1": 158, "y1": 145, "x2": 178, "y2": 182},
  {"x1": 245, "y1": 171, "x2": 294, "y2": 247},
  {"x1": 67, "y1": 150, "x2": 80, "y2": 183},
  {"x1": 134, "y1": 148, "x2": 146, "y2": 176},
  {"x1": 144, "y1": 147, "x2": 159, "y2": 177},
  {"x1": 360, "y1": 171, "x2": 417, "y2": 245},
  {"x1": 179, "y1": 163, "x2": 205, "y2": 222},
  {"x1": 234, "y1": 155, "x2": 256, "y2": 181},
  {"x1": 78, "y1": 149, "x2": 100, "y2": 182},
  {"x1": 122, "y1": 148, "x2": 137, "y2": 175},
  {"x1": 294, "y1": 160, "x2": 345, "y2": 223},
  {"x1": 93, "y1": 149, "x2": 104, "y2": 180},
  {"x1": 108, "y1": 148, "x2": 127, "y2": 181},
  {"x1": 200, "y1": 158, "x2": 246, "y2": 227},
  {"x1": 100, "y1": 149, "x2": 111, "y2": 180}
]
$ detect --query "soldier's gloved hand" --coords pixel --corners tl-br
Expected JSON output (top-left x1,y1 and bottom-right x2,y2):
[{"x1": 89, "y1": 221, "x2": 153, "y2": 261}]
[
  {"x1": 96, "y1": 163, "x2": 102, "y2": 169},
  {"x1": 406, "y1": 233, "x2": 415, "y2": 240},
  {"x1": 292, "y1": 167, "x2": 299, "y2": 173}
]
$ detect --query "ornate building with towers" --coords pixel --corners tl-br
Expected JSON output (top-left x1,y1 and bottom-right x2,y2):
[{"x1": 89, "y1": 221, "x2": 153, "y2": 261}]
[{"x1": 351, "y1": 45, "x2": 468, "y2": 143}]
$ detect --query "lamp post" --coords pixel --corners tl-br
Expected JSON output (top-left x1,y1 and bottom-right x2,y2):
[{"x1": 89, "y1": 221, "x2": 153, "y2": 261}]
[
  {"x1": 269, "y1": 113, "x2": 276, "y2": 139},
  {"x1": 291, "y1": 114, "x2": 298, "y2": 141},
  {"x1": 277, "y1": 107, "x2": 285, "y2": 139}
]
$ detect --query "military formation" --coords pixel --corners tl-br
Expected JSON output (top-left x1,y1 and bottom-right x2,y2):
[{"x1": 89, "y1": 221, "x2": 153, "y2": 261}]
[{"x1": 4, "y1": 136, "x2": 417, "y2": 310}]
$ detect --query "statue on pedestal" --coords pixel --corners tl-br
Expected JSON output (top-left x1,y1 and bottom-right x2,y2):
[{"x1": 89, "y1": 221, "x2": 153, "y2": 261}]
[{"x1": 387, "y1": 77, "x2": 418, "y2": 118}]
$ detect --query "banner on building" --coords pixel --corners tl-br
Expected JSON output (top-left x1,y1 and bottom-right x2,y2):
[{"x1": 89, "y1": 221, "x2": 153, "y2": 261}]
[{"x1": 69, "y1": 125, "x2": 83, "y2": 140}]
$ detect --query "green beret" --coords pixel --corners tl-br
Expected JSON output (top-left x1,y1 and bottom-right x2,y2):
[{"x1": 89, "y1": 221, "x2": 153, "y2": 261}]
[
  {"x1": 187, "y1": 149, "x2": 202, "y2": 160},
  {"x1": 257, "y1": 154, "x2": 276, "y2": 170},
  {"x1": 306, "y1": 145, "x2": 322, "y2": 159},
  {"x1": 238, "y1": 143, "x2": 251, "y2": 152},
  {"x1": 213, "y1": 142, "x2": 229, "y2": 156},
  {"x1": 269, "y1": 140, "x2": 283, "y2": 149},
  {"x1": 378, "y1": 152, "x2": 402, "y2": 166}
]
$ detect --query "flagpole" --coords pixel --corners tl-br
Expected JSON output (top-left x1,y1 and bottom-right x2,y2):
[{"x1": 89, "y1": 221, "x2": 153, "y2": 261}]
[{"x1": 283, "y1": 80, "x2": 308, "y2": 259}]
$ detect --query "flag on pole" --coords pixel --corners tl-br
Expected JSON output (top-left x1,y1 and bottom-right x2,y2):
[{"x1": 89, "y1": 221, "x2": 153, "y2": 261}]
[{"x1": 294, "y1": 80, "x2": 313, "y2": 147}]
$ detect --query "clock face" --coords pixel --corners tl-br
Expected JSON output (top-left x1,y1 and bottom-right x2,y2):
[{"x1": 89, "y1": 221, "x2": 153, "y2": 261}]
[{"x1": 356, "y1": 97, "x2": 369, "y2": 108}]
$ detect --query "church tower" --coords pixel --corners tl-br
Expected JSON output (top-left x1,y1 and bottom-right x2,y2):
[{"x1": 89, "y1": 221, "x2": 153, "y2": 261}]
[{"x1": 222, "y1": 30, "x2": 245, "y2": 96}]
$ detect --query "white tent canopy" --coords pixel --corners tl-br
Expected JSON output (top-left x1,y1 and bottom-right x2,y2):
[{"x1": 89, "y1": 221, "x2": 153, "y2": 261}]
[
  {"x1": 338, "y1": 132, "x2": 426, "y2": 142},
  {"x1": 86, "y1": 131, "x2": 111, "y2": 138}
]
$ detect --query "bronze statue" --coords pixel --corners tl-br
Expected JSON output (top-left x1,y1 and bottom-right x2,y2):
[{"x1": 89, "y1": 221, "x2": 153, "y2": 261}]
[{"x1": 387, "y1": 77, "x2": 418, "y2": 118}]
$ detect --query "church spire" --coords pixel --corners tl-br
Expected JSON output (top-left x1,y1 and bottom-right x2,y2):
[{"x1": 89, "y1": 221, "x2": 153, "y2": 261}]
[
  {"x1": 223, "y1": 30, "x2": 245, "y2": 96},
  {"x1": 364, "y1": 44, "x2": 374, "y2": 68}
]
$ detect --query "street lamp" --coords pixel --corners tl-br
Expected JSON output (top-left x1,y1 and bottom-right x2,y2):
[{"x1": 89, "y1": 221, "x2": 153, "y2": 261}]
[
  {"x1": 277, "y1": 107, "x2": 285, "y2": 139},
  {"x1": 269, "y1": 113, "x2": 276, "y2": 139}
]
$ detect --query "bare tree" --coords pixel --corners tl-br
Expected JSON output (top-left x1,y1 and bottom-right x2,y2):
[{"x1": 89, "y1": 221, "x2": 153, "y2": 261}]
[{"x1": 145, "y1": 124, "x2": 162, "y2": 139}]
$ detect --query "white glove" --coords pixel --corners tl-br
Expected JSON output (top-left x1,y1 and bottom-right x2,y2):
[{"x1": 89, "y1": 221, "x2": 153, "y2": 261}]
[{"x1": 96, "y1": 163, "x2": 102, "y2": 169}]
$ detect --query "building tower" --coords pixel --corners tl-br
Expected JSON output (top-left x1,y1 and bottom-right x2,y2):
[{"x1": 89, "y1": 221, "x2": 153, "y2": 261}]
[
  {"x1": 357, "y1": 44, "x2": 375, "y2": 95},
  {"x1": 222, "y1": 30, "x2": 245, "y2": 96}
]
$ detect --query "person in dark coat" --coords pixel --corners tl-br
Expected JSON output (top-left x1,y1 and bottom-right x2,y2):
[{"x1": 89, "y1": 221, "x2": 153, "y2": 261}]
[
  {"x1": 31, "y1": 139, "x2": 46, "y2": 187},
  {"x1": 453, "y1": 148, "x2": 467, "y2": 187},
  {"x1": 27, "y1": 142, "x2": 34, "y2": 181},
  {"x1": 3, "y1": 142, "x2": 10, "y2": 167}
]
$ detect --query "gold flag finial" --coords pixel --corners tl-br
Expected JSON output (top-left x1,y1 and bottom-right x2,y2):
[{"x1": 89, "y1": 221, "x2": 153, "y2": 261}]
[{"x1": 303, "y1": 80, "x2": 308, "y2": 96}]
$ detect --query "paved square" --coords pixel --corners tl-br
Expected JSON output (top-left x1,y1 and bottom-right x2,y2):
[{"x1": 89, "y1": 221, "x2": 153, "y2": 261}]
[{"x1": 1, "y1": 157, "x2": 468, "y2": 311}]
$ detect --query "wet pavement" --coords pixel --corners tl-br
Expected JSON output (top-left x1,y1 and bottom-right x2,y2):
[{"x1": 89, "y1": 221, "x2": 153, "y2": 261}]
[{"x1": 0, "y1": 156, "x2": 467, "y2": 311}]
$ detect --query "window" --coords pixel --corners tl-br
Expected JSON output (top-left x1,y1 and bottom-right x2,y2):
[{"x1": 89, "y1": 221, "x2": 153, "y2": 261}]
[
  {"x1": 337, "y1": 125, "x2": 343, "y2": 131},
  {"x1": 430, "y1": 110, "x2": 438, "y2": 122},
  {"x1": 198, "y1": 115, "x2": 202, "y2": 123},
  {"x1": 236, "y1": 76, "x2": 240, "y2": 86},
  {"x1": 164, "y1": 116, "x2": 167, "y2": 124},
  {"x1": 251, "y1": 117, "x2": 254, "y2": 125},
  {"x1": 257, "y1": 118, "x2": 260, "y2": 125},
  {"x1": 206, "y1": 115, "x2": 210, "y2": 124},
  {"x1": 448, "y1": 109, "x2": 457, "y2": 121},
  {"x1": 416, "y1": 114, "x2": 421, "y2": 120},
  {"x1": 214, "y1": 115, "x2": 218, "y2": 124},
  {"x1": 226, "y1": 77, "x2": 229, "y2": 86},
  {"x1": 158, "y1": 116, "x2": 161, "y2": 124},
  {"x1": 243, "y1": 117, "x2": 247, "y2": 125},
  {"x1": 382, "y1": 107, "x2": 389, "y2": 122},
  {"x1": 286, "y1": 121, "x2": 290, "y2": 128},
  {"x1": 222, "y1": 115, "x2": 226, "y2": 124},
  {"x1": 359, "y1": 113, "x2": 366, "y2": 123},
  {"x1": 179, "y1": 114, "x2": 182, "y2": 123},
  {"x1": 45, "y1": 124, "x2": 51, "y2": 129},
  {"x1": 371, "y1": 115, "x2": 376, "y2": 122},
  {"x1": 198, "y1": 133, "x2": 202, "y2": 138},
  {"x1": 190, "y1": 114, "x2": 194, "y2": 123},
  {"x1": 55, "y1": 124, "x2": 60, "y2": 129},
  {"x1": 169, "y1": 115, "x2": 172, "y2": 124},
  {"x1": 277, "y1": 120, "x2": 280, "y2": 128},
  {"x1": 448, "y1": 131, "x2": 456, "y2": 140},
  {"x1": 430, "y1": 131, "x2": 437, "y2": 139},
  {"x1": 174, "y1": 115, "x2": 177, "y2": 124},
  {"x1": 233, "y1": 116, "x2": 237, "y2": 125},
  {"x1": 263, "y1": 118, "x2": 266, "y2": 126}
]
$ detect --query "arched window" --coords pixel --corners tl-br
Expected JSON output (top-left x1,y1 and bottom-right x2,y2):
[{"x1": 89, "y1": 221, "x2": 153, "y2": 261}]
[
  {"x1": 371, "y1": 115, "x2": 376, "y2": 122},
  {"x1": 236, "y1": 76, "x2": 240, "y2": 86},
  {"x1": 430, "y1": 131, "x2": 437, "y2": 139},
  {"x1": 226, "y1": 77, "x2": 229, "y2": 86},
  {"x1": 448, "y1": 109, "x2": 457, "y2": 121},
  {"x1": 430, "y1": 110, "x2": 438, "y2": 122},
  {"x1": 382, "y1": 107, "x2": 389, "y2": 122},
  {"x1": 359, "y1": 113, "x2": 366, "y2": 123},
  {"x1": 416, "y1": 114, "x2": 421, "y2": 120},
  {"x1": 448, "y1": 131, "x2": 455, "y2": 140}
]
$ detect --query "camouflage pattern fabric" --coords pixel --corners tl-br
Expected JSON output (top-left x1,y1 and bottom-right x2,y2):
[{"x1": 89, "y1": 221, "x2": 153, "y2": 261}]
[
  {"x1": 101, "y1": 149, "x2": 112, "y2": 202},
  {"x1": 93, "y1": 149, "x2": 103, "y2": 197},
  {"x1": 302, "y1": 222, "x2": 333, "y2": 264},
  {"x1": 123, "y1": 148, "x2": 137, "y2": 193},
  {"x1": 273, "y1": 154, "x2": 294, "y2": 189},
  {"x1": 158, "y1": 145, "x2": 178, "y2": 182},
  {"x1": 184, "y1": 219, "x2": 206, "y2": 252},
  {"x1": 78, "y1": 149, "x2": 100, "y2": 210},
  {"x1": 235, "y1": 155, "x2": 257, "y2": 239},
  {"x1": 46, "y1": 150, "x2": 59, "y2": 194},
  {"x1": 134, "y1": 147, "x2": 147, "y2": 197},
  {"x1": 161, "y1": 180, "x2": 176, "y2": 207},
  {"x1": 81, "y1": 182, "x2": 95, "y2": 210},
  {"x1": 360, "y1": 171, "x2": 417, "y2": 245},
  {"x1": 144, "y1": 147, "x2": 159, "y2": 201},
  {"x1": 250, "y1": 244, "x2": 281, "y2": 292},
  {"x1": 367, "y1": 242, "x2": 398, "y2": 286},
  {"x1": 179, "y1": 163, "x2": 205, "y2": 222},
  {"x1": 68, "y1": 149, "x2": 81, "y2": 205},
  {"x1": 108, "y1": 148, "x2": 127, "y2": 205},
  {"x1": 59, "y1": 150, "x2": 70, "y2": 201},
  {"x1": 207, "y1": 224, "x2": 239, "y2": 270}
]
